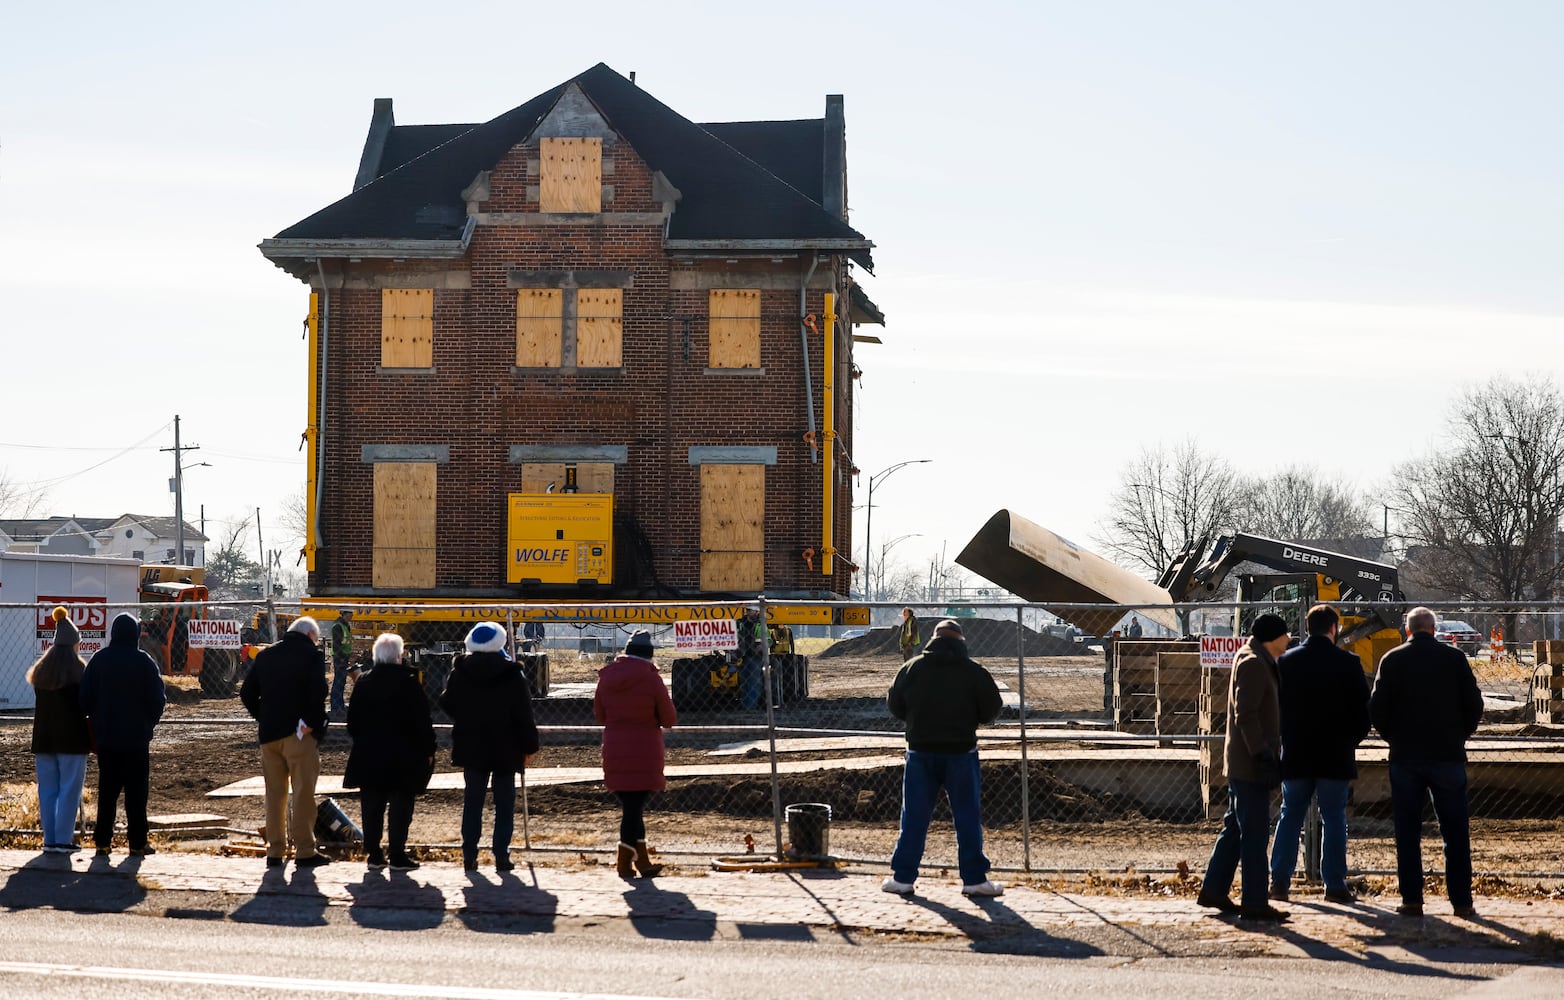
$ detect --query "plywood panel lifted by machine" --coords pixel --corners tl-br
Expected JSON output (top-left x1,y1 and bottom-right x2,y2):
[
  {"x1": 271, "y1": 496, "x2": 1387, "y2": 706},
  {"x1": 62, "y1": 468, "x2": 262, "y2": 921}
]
[{"x1": 955, "y1": 509, "x2": 1180, "y2": 637}]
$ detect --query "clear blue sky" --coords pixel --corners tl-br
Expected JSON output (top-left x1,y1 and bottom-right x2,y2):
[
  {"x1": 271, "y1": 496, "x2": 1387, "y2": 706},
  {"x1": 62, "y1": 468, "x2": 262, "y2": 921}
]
[{"x1": 2, "y1": 1, "x2": 1559, "y2": 586}]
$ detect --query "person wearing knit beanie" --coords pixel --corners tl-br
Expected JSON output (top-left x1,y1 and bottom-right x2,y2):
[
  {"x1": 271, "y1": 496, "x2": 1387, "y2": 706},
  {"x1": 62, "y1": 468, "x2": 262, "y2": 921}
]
[{"x1": 52, "y1": 606, "x2": 81, "y2": 648}]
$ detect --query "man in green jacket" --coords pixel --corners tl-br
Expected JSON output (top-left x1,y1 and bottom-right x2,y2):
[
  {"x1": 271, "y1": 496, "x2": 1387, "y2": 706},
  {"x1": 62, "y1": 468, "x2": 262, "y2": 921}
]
[{"x1": 882, "y1": 619, "x2": 1004, "y2": 897}]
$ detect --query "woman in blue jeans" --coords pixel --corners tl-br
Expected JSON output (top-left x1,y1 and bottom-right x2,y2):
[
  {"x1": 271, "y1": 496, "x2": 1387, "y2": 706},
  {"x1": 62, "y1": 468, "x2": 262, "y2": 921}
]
[{"x1": 29, "y1": 608, "x2": 92, "y2": 853}]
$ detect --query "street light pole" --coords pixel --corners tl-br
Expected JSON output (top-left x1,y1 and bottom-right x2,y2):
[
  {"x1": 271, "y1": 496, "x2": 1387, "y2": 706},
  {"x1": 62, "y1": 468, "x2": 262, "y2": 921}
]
[
  {"x1": 864, "y1": 459, "x2": 931, "y2": 602},
  {"x1": 878, "y1": 532, "x2": 924, "y2": 599}
]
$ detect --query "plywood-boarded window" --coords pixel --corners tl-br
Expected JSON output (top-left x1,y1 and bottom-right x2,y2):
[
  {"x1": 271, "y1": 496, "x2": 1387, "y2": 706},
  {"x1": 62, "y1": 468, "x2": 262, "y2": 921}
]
[
  {"x1": 577, "y1": 288, "x2": 622, "y2": 367},
  {"x1": 381, "y1": 288, "x2": 433, "y2": 368},
  {"x1": 539, "y1": 137, "x2": 602, "y2": 213},
  {"x1": 519, "y1": 463, "x2": 615, "y2": 494},
  {"x1": 700, "y1": 464, "x2": 764, "y2": 591},
  {"x1": 515, "y1": 289, "x2": 563, "y2": 367},
  {"x1": 708, "y1": 289, "x2": 761, "y2": 368},
  {"x1": 372, "y1": 463, "x2": 436, "y2": 589}
]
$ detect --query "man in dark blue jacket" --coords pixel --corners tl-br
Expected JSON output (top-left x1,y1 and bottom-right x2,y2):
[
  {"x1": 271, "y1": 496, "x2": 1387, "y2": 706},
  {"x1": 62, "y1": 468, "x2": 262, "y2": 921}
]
[
  {"x1": 241, "y1": 617, "x2": 331, "y2": 869},
  {"x1": 80, "y1": 613, "x2": 166, "y2": 857},
  {"x1": 1370, "y1": 606, "x2": 1484, "y2": 917},
  {"x1": 1269, "y1": 604, "x2": 1370, "y2": 903},
  {"x1": 883, "y1": 619, "x2": 1004, "y2": 897}
]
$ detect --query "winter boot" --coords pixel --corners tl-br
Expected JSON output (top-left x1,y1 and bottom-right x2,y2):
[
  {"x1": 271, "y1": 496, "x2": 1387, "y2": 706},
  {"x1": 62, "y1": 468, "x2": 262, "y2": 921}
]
[
  {"x1": 633, "y1": 840, "x2": 663, "y2": 878},
  {"x1": 616, "y1": 842, "x2": 637, "y2": 878}
]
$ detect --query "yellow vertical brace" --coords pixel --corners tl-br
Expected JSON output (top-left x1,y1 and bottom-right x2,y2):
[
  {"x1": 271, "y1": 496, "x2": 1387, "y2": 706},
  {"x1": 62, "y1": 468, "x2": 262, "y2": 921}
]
[
  {"x1": 305, "y1": 292, "x2": 319, "y2": 571},
  {"x1": 820, "y1": 291, "x2": 836, "y2": 575}
]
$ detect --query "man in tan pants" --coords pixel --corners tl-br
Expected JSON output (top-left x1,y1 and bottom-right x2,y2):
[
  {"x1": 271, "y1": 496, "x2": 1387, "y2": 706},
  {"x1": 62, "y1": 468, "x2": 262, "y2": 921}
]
[{"x1": 240, "y1": 617, "x2": 331, "y2": 869}]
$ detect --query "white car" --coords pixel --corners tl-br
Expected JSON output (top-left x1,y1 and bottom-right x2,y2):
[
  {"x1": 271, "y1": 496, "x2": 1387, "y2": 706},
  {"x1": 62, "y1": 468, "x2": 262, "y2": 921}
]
[{"x1": 837, "y1": 628, "x2": 869, "y2": 640}]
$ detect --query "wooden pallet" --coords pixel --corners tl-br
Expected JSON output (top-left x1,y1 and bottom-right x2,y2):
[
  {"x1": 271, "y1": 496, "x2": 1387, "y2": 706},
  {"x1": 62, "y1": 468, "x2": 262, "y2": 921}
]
[{"x1": 1533, "y1": 640, "x2": 1564, "y2": 665}]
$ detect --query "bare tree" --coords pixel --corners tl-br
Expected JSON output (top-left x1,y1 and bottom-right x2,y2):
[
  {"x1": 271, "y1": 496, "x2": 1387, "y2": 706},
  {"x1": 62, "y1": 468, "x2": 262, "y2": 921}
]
[
  {"x1": 0, "y1": 469, "x2": 48, "y2": 520},
  {"x1": 205, "y1": 514, "x2": 264, "y2": 600},
  {"x1": 279, "y1": 487, "x2": 309, "y2": 553},
  {"x1": 1096, "y1": 440, "x2": 1244, "y2": 577},
  {"x1": 1236, "y1": 466, "x2": 1378, "y2": 551},
  {"x1": 1389, "y1": 376, "x2": 1564, "y2": 634}
]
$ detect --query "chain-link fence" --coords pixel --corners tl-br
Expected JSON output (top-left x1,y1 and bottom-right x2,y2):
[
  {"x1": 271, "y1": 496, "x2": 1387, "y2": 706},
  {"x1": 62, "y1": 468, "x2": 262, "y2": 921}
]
[{"x1": 2, "y1": 596, "x2": 1561, "y2": 881}]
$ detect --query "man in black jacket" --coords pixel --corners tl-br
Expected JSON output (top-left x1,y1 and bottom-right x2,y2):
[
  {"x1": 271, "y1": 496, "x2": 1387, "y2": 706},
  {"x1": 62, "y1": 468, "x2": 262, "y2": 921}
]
[
  {"x1": 883, "y1": 619, "x2": 1004, "y2": 897},
  {"x1": 80, "y1": 613, "x2": 166, "y2": 857},
  {"x1": 1370, "y1": 606, "x2": 1484, "y2": 917},
  {"x1": 241, "y1": 617, "x2": 331, "y2": 870},
  {"x1": 1269, "y1": 604, "x2": 1370, "y2": 903}
]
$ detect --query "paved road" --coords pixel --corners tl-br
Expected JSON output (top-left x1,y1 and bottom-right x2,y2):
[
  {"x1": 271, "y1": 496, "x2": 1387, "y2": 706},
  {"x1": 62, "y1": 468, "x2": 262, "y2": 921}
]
[{"x1": 0, "y1": 849, "x2": 1559, "y2": 998}]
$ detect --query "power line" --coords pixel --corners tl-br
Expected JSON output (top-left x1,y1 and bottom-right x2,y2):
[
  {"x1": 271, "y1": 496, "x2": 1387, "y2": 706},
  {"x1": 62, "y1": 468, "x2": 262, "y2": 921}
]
[{"x1": 8, "y1": 422, "x2": 171, "y2": 488}]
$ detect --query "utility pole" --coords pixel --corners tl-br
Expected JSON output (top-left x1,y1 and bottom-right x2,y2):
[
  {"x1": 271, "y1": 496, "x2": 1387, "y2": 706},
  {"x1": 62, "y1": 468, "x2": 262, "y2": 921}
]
[{"x1": 161, "y1": 415, "x2": 201, "y2": 566}]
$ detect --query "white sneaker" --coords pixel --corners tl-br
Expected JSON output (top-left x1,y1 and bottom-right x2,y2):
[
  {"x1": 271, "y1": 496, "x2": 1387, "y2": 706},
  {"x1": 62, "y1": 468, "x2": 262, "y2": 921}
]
[
  {"x1": 961, "y1": 880, "x2": 1004, "y2": 897},
  {"x1": 881, "y1": 877, "x2": 915, "y2": 895}
]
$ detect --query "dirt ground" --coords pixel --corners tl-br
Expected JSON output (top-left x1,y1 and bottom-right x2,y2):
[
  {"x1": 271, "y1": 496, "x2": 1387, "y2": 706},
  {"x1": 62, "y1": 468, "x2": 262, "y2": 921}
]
[{"x1": 3, "y1": 647, "x2": 1561, "y2": 884}]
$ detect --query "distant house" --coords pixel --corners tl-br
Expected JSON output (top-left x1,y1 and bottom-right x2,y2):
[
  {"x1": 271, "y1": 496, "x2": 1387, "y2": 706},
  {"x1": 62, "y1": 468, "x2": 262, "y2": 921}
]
[
  {"x1": 0, "y1": 517, "x2": 109, "y2": 556},
  {"x1": 93, "y1": 514, "x2": 207, "y2": 567}
]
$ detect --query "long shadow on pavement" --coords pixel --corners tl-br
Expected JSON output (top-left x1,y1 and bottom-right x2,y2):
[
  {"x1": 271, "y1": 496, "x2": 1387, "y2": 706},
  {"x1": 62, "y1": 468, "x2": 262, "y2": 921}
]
[
  {"x1": 905, "y1": 893, "x2": 1105, "y2": 958},
  {"x1": 345, "y1": 869, "x2": 447, "y2": 930},
  {"x1": 0, "y1": 852, "x2": 146, "y2": 914},
  {"x1": 230, "y1": 865, "x2": 330, "y2": 927},
  {"x1": 455, "y1": 865, "x2": 559, "y2": 935},
  {"x1": 623, "y1": 877, "x2": 716, "y2": 941}
]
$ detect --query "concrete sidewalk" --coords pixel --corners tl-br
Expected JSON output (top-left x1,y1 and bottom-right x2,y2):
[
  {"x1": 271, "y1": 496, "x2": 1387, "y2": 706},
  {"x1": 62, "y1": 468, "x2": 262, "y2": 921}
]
[{"x1": 1, "y1": 848, "x2": 1559, "y2": 960}]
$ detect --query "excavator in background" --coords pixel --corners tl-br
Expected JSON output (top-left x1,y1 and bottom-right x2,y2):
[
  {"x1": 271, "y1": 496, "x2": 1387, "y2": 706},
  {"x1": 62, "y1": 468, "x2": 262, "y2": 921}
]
[
  {"x1": 1157, "y1": 531, "x2": 1404, "y2": 674},
  {"x1": 956, "y1": 510, "x2": 1405, "y2": 674}
]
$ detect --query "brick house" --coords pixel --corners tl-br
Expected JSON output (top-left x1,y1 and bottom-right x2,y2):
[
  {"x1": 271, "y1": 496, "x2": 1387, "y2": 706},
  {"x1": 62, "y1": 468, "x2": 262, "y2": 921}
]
[{"x1": 259, "y1": 64, "x2": 881, "y2": 601}]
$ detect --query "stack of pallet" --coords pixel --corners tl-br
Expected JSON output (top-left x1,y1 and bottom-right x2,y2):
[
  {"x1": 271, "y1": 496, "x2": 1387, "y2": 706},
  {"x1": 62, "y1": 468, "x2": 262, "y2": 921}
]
[
  {"x1": 1113, "y1": 640, "x2": 1198, "y2": 733},
  {"x1": 1154, "y1": 651, "x2": 1202, "y2": 734},
  {"x1": 1535, "y1": 641, "x2": 1564, "y2": 724},
  {"x1": 1198, "y1": 662, "x2": 1230, "y2": 820}
]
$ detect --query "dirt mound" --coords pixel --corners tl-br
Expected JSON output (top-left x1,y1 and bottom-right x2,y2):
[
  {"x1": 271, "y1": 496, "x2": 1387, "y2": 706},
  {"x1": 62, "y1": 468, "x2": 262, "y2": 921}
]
[{"x1": 818, "y1": 617, "x2": 1083, "y2": 660}]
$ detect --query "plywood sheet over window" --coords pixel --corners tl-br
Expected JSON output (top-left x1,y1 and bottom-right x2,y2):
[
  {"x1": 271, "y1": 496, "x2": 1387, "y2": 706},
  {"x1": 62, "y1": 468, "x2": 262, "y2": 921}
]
[
  {"x1": 519, "y1": 462, "x2": 615, "y2": 494},
  {"x1": 515, "y1": 289, "x2": 563, "y2": 367},
  {"x1": 576, "y1": 288, "x2": 622, "y2": 367},
  {"x1": 372, "y1": 462, "x2": 437, "y2": 588},
  {"x1": 700, "y1": 464, "x2": 764, "y2": 591},
  {"x1": 539, "y1": 137, "x2": 602, "y2": 213},
  {"x1": 381, "y1": 288, "x2": 433, "y2": 368},
  {"x1": 708, "y1": 289, "x2": 761, "y2": 368}
]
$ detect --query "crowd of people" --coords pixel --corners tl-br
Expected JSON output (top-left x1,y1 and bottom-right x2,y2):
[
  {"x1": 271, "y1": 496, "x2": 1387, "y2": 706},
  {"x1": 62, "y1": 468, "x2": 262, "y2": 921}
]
[
  {"x1": 24, "y1": 602, "x2": 1486, "y2": 911},
  {"x1": 24, "y1": 611, "x2": 676, "y2": 878}
]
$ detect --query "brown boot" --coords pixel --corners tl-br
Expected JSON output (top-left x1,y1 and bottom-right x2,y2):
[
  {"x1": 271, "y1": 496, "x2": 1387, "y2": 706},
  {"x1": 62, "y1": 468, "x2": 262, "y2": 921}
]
[
  {"x1": 633, "y1": 840, "x2": 663, "y2": 878},
  {"x1": 616, "y1": 842, "x2": 637, "y2": 879}
]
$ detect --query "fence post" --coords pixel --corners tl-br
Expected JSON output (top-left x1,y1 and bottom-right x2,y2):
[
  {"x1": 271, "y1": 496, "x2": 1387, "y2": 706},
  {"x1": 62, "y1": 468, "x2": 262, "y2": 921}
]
[
  {"x1": 264, "y1": 598, "x2": 278, "y2": 643},
  {"x1": 1016, "y1": 605, "x2": 1031, "y2": 872},
  {"x1": 760, "y1": 595, "x2": 785, "y2": 858}
]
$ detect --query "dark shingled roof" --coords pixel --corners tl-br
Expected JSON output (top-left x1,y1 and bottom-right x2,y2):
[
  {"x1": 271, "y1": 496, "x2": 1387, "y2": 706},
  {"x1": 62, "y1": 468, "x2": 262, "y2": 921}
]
[
  {"x1": 378, "y1": 123, "x2": 476, "y2": 178},
  {"x1": 699, "y1": 119, "x2": 825, "y2": 206},
  {"x1": 272, "y1": 64, "x2": 870, "y2": 266}
]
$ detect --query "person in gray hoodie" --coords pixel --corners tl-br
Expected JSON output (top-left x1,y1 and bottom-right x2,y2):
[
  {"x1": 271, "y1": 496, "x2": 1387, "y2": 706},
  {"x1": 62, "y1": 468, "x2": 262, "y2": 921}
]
[{"x1": 79, "y1": 613, "x2": 166, "y2": 857}]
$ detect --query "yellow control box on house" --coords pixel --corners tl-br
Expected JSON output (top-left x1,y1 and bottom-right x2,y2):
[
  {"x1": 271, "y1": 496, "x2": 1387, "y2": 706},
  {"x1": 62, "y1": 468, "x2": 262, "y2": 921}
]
[{"x1": 506, "y1": 493, "x2": 613, "y2": 585}]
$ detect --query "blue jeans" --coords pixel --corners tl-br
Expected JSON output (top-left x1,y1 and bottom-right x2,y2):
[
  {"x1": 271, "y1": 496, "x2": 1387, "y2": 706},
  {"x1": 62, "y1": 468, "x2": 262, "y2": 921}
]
[
  {"x1": 461, "y1": 768, "x2": 516, "y2": 859},
  {"x1": 331, "y1": 656, "x2": 350, "y2": 714},
  {"x1": 35, "y1": 753, "x2": 88, "y2": 847},
  {"x1": 889, "y1": 749, "x2": 990, "y2": 886},
  {"x1": 1270, "y1": 777, "x2": 1351, "y2": 892},
  {"x1": 740, "y1": 651, "x2": 765, "y2": 710},
  {"x1": 1201, "y1": 777, "x2": 1273, "y2": 910},
  {"x1": 1390, "y1": 760, "x2": 1472, "y2": 908}
]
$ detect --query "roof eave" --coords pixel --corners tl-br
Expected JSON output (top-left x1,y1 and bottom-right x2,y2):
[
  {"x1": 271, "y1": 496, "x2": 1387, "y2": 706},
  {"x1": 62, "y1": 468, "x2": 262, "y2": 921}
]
[
  {"x1": 665, "y1": 237, "x2": 874, "y2": 271},
  {"x1": 258, "y1": 217, "x2": 477, "y2": 279}
]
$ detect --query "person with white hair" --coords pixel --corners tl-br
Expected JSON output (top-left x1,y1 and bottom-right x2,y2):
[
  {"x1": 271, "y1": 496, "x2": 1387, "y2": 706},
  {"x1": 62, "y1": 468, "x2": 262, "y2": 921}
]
[
  {"x1": 343, "y1": 633, "x2": 436, "y2": 871},
  {"x1": 240, "y1": 616, "x2": 331, "y2": 869}
]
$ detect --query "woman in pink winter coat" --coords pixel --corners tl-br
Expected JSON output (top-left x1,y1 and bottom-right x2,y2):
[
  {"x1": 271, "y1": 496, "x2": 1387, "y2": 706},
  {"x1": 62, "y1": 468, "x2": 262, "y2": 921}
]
[{"x1": 594, "y1": 630, "x2": 677, "y2": 878}]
